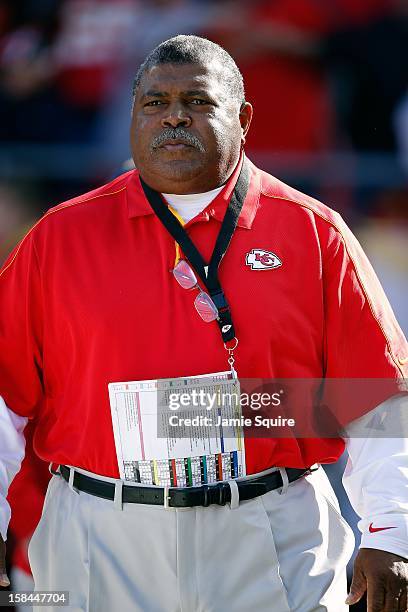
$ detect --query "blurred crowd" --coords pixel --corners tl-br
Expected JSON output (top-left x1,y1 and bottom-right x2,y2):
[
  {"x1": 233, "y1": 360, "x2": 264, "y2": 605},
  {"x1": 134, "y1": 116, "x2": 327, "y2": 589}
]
[
  {"x1": 1, "y1": 0, "x2": 407, "y2": 150},
  {"x1": 0, "y1": 0, "x2": 407, "y2": 224},
  {"x1": 0, "y1": 1, "x2": 407, "y2": 610}
]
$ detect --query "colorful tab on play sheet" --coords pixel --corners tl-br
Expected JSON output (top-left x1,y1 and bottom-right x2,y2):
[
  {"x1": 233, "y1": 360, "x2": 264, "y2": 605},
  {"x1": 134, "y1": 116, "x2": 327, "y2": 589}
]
[
  {"x1": 186, "y1": 457, "x2": 192, "y2": 486},
  {"x1": 175, "y1": 458, "x2": 187, "y2": 487},
  {"x1": 217, "y1": 453, "x2": 223, "y2": 481},
  {"x1": 171, "y1": 459, "x2": 178, "y2": 486},
  {"x1": 217, "y1": 407, "x2": 225, "y2": 452},
  {"x1": 205, "y1": 454, "x2": 217, "y2": 483},
  {"x1": 221, "y1": 453, "x2": 231, "y2": 481},
  {"x1": 201, "y1": 455, "x2": 207, "y2": 483},
  {"x1": 232, "y1": 451, "x2": 238, "y2": 478},
  {"x1": 190, "y1": 456, "x2": 202, "y2": 485},
  {"x1": 152, "y1": 460, "x2": 159, "y2": 485}
]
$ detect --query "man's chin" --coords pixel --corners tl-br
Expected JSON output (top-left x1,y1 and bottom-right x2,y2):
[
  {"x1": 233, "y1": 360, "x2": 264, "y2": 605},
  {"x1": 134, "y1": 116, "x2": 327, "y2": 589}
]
[
  {"x1": 137, "y1": 154, "x2": 212, "y2": 192},
  {"x1": 155, "y1": 149, "x2": 201, "y2": 164},
  {"x1": 154, "y1": 158, "x2": 203, "y2": 181}
]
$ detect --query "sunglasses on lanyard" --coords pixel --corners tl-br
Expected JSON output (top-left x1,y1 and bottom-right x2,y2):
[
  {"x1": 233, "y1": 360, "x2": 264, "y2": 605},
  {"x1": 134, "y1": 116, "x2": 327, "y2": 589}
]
[{"x1": 173, "y1": 258, "x2": 218, "y2": 323}]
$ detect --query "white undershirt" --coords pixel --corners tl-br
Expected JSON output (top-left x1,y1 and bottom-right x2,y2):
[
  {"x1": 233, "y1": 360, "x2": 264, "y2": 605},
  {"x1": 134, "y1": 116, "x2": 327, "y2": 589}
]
[{"x1": 162, "y1": 185, "x2": 224, "y2": 223}]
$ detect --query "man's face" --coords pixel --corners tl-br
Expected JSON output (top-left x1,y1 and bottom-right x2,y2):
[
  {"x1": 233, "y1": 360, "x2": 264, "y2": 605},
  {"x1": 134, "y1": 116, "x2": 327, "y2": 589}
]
[{"x1": 130, "y1": 61, "x2": 252, "y2": 194}]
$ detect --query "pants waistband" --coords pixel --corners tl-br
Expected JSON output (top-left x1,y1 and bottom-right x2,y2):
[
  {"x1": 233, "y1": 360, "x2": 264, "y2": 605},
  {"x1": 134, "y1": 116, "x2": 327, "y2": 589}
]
[{"x1": 55, "y1": 464, "x2": 316, "y2": 509}]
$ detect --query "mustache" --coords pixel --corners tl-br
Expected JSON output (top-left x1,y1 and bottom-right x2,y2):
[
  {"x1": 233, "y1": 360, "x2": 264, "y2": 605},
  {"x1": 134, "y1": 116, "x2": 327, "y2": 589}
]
[{"x1": 150, "y1": 128, "x2": 205, "y2": 152}]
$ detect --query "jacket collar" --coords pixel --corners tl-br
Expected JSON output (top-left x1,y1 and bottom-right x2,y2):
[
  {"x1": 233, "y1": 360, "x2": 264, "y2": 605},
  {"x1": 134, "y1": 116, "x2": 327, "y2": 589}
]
[{"x1": 126, "y1": 154, "x2": 261, "y2": 229}]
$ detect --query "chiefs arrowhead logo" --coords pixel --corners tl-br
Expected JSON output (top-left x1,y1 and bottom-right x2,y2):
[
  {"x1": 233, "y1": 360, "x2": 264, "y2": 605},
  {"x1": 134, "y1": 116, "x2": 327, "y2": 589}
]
[{"x1": 246, "y1": 249, "x2": 282, "y2": 270}]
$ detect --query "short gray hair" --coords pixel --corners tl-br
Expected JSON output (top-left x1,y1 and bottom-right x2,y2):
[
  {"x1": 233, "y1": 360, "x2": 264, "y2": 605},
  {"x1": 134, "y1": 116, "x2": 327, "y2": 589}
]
[{"x1": 133, "y1": 35, "x2": 245, "y2": 106}]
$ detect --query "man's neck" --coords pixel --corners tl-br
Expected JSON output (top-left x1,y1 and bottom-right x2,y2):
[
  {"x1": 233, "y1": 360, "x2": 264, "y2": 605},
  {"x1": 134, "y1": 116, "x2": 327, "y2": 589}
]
[{"x1": 162, "y1": 185, "x2": 224, "y2": 223}]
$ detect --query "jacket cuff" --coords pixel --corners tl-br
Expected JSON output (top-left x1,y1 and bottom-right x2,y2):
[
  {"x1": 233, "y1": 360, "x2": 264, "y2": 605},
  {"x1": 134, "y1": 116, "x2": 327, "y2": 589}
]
[
  {"x1": 0, "y1": 498, "x2": 10, "y2": 541},
  {"x1": 359, "y1": 514, "x2": 408, "y2": 559}
]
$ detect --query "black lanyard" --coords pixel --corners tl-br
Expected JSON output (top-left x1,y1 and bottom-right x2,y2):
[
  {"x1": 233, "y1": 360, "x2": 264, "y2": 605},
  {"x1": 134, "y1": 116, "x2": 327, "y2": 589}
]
[{"x1": 140, "y1": 158, "x2": 250, "y2": 344}]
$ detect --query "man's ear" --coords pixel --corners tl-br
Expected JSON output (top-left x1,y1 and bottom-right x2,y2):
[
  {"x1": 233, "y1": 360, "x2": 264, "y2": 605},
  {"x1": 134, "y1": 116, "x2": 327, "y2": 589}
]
[{"x1": 239, "y1": 102, "x2": 253, "y2": 144}]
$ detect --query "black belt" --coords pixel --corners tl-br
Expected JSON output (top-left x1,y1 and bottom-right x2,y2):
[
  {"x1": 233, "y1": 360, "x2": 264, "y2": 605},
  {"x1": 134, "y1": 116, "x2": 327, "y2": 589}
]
[{"x1": 58, "y1": 465, "x2": 314, "y2": 508}]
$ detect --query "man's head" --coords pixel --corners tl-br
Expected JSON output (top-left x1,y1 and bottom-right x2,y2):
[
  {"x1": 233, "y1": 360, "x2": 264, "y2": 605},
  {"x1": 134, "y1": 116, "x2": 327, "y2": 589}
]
[{"x1": 130, "y1": 35, "x2": 252, "y2": 194}]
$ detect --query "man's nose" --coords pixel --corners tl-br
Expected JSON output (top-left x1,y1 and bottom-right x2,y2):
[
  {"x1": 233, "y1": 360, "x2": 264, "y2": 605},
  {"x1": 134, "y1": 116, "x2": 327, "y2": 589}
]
[{"x1": 161, "y1": 105, "x2": 192, "y2": 129}]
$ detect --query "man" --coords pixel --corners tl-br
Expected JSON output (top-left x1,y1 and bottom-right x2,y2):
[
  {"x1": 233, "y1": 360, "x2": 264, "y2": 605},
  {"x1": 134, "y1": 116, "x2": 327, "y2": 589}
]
[{"x1": 0, "y1": 35, "x2": 407, "y2": 611}]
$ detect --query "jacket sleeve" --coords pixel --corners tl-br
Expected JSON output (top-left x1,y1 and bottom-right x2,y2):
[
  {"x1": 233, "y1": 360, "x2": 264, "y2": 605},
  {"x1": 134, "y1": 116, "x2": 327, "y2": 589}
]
[
  {"x1": 318, "y1": 215, "x2": 408, "y2": 557},
  {"x1": 0, "y1": 397, "x2": 27, "y2": 540},
  {"x1": 318, "y1": 215, "x2": 408, "y2": 426},
  {"x1": 342, "y1": 395, "x2": 408, "y2": 559},
  {"x1": 0, "y1": 229, "x2": 45, "y2": 538},
  {"x1": 7, "y1": 419, "x2": 50, "y2": 542},
  {"x1": 0, "y1": 229, "x2": 44, "y2": 417}
]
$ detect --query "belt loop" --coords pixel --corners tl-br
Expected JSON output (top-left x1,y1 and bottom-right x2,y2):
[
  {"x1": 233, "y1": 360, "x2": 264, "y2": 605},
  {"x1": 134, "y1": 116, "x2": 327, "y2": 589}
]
[
  {"x1": 49, "y1": 462, "x2": 61, "y2": 477},
  {"x1": 68, "y1": 467, "x2": 79, "y2": 494},
  {"x1": 163, "y1": 486, "x2": 170, "y2": 509},
  {"x1": 114, "y1": 480, "x2": 123, "y2": 511},
  {"x1": 227, "y1": 479, "x2": 240, "y2": 510},
  {"x1": 202, "y1": 485, "x2": 210, "y2": 507},
  {"x1": 278, "y1": 467, "x2": 289, "y2": 495}
]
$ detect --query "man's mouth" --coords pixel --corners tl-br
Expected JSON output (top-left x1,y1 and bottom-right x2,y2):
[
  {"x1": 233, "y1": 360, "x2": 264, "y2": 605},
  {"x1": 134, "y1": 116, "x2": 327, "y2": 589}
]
[{"x1": 160, "y1": 139, "x2": 193, "y2": 150}]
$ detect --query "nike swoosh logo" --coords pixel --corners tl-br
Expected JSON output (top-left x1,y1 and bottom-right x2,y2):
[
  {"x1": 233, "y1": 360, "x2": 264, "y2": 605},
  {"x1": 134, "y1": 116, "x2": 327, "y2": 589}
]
[{"x1": 369, "y1": 522, "x2": 397, "y2": 533}]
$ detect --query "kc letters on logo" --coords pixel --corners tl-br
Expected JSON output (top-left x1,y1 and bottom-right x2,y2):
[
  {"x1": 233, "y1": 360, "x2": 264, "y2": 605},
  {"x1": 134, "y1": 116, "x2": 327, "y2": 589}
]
[{"x1": 246, "y1": 249, "x2": 282, "y2": 270}]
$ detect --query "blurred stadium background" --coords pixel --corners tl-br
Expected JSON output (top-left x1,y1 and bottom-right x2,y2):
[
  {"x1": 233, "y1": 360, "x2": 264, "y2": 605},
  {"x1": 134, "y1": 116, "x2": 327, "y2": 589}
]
[{"x1": 0, "y1": 0, "x2": 407, "y2": 610}]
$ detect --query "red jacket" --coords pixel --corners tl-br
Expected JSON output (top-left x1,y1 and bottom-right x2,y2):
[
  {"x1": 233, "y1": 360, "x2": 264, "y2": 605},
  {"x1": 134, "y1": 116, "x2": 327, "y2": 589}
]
[{"x1": 0, "y1": 158, "x2": 406, "y2": 475}]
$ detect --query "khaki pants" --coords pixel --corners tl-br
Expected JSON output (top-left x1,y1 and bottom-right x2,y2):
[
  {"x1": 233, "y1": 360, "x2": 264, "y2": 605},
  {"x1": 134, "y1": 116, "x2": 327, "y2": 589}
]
[{"x1": 28, "y1": 467, "x2": 355, "y2": 612}]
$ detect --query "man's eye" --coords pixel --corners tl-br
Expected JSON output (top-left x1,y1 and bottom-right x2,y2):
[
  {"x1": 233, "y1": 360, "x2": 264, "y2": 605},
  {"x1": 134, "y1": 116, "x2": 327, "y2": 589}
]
[
  {"x1": 144, "y1": 100, "x2": 164, "y2": 107},
  {"x1": 190, "y1": 99, "x2": 208, "y2": 105}
]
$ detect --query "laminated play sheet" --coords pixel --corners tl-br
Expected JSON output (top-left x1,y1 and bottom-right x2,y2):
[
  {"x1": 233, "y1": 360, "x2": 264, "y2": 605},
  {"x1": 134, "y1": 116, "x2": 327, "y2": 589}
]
[{"x1": 108, "y1": 370, "x2": 246, "y2": 486}]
